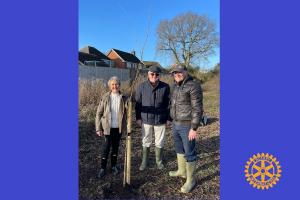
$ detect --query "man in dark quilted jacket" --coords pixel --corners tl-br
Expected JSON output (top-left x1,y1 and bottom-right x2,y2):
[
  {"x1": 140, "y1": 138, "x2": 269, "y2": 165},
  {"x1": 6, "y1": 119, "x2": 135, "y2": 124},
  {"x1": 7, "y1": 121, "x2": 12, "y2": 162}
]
[{"x1": 169, "y1": 64, "x2": 203, "y2": 193}]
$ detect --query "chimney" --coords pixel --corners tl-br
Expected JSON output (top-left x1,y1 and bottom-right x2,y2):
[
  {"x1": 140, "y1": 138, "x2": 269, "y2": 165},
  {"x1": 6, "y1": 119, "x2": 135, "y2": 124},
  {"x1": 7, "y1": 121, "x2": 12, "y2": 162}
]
[{"x1": 131, "y1": 50, "x2": 136, "y2": 56}]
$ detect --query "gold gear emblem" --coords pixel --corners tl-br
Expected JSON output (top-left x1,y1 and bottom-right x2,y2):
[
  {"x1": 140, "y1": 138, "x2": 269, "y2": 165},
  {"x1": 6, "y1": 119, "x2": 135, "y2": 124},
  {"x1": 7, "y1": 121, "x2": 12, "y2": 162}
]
[{"x1": 245, "y1": 153, "x2": 282, "y2": 190}]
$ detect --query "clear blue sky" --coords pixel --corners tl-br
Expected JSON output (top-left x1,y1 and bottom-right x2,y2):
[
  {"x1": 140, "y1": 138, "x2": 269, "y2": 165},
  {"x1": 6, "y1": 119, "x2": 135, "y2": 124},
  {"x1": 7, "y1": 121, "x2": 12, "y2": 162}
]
[{"x1": 79, "y1": 0, "x2": 219, "y2": 69}]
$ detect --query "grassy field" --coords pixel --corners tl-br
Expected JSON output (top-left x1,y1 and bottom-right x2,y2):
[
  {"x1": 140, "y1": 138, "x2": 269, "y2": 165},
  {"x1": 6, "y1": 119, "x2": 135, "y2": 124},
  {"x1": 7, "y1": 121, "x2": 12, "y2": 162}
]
[{"x1": 79, "y1": 73, "x2": 220, "y2": 200}]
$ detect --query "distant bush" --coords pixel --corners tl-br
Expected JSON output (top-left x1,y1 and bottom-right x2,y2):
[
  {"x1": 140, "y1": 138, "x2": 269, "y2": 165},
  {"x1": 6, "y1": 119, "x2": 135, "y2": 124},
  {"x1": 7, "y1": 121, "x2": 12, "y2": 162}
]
[
  {"x1": 188, "y1": 63, "x2": 220, "y2": 83},
  {"x1": 211, "y1": 63, "x2": 220, "y2": 75},
  {"x1": 79, "y1": 80, "x2": 108, "y2": 121}
]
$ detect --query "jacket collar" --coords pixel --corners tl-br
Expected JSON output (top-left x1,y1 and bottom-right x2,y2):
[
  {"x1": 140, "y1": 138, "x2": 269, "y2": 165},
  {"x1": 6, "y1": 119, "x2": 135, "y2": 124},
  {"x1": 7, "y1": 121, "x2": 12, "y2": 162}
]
[
  {"x1": 109, "y1": 91, "x2": 123, "y2": 97},
  {"x1": 175, "y1": 75, "x2": 192, "y2": 86},
  {"x1": 104, "y1": 91, "x2": 124, "y2": 102},
  {"x1": 147, "y1": 79, "x2": 160, "y2": 89}
]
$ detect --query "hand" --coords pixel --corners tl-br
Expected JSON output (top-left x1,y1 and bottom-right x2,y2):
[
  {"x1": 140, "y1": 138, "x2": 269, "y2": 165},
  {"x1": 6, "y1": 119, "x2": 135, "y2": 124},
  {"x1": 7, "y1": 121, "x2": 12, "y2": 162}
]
[
  {"x1": 96, "y1": 130, "x2": 103, "y2": 137},
  {"x1": 136, "y1": 119, "x2": 142, "y2": 127},
  {"x1": 188, "y1": 129, "x2": 197, "y2": 141},
  {"x1": 166, "y1": 120, "x2": 172, "y2": 127}
]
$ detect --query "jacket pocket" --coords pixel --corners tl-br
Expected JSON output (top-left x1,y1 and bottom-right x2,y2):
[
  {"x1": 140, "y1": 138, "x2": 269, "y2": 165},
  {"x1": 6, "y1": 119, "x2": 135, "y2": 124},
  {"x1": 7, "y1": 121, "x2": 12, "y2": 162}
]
[{"x1": 101, "y1": 117, "x2": 108, "y2": 133}]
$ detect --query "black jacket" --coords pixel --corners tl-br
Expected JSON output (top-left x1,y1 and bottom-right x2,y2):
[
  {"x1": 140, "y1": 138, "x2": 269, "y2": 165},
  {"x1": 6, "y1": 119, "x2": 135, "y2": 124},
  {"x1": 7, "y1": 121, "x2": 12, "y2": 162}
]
[
  {"x1": 135, "y1": 80, "x2": 170, "y2": 125},
  {"x1": 170, "y1": 76, "x2": 203, "y2": 130}
]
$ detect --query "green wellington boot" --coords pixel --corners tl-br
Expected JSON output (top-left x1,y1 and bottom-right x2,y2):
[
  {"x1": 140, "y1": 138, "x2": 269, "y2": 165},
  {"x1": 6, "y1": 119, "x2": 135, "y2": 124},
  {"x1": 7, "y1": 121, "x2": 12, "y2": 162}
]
[
  {"x1": 180, "y1": 161, "x2": 196, "y2": 193},
  {"x1": 139, "y1": 147, "x2": 149, "y2": 171},
  {"x1": 169, "y1": 154, "x2": 186, "y2": 178},
  {"x1": 155, "y1": 147, "x2": 164, "y2": 169}
]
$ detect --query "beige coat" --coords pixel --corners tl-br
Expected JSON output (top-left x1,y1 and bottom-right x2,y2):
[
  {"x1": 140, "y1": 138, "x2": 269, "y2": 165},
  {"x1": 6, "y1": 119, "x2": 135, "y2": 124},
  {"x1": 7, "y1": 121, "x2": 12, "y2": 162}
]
[{"x1": 95, "y1": 92, "x2": 127, "y2": 135}]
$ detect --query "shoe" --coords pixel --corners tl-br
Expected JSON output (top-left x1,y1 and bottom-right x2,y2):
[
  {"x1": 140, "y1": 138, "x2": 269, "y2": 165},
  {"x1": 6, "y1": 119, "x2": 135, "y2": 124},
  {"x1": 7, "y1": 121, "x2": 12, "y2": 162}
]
[
  {"x1": 98, "y1": 168, "x2": 106, "y2": 179},
  {"x1": 169, "y1": 154, "x2": 186, "y2": 178},
  {"x1": 180, "y1": 161, "x2": 196, "y2": 193},
  {"x1": 111, "y1": 166, "x2": 119, "y2": 175}
]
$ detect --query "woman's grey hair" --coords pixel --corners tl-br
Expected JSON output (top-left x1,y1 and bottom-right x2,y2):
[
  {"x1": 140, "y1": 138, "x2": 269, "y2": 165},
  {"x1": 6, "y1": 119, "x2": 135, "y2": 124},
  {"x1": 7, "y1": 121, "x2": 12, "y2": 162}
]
[{"x1": 107, "y1": 76, "x2": 121, "y2": 87}]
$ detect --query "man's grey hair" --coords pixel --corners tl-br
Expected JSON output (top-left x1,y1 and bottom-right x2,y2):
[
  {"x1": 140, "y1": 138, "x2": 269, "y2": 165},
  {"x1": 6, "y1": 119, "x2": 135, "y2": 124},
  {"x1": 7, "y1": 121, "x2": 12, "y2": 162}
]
[{"x1": 108, "y1": 76, "x2": 121, "y2": 87}]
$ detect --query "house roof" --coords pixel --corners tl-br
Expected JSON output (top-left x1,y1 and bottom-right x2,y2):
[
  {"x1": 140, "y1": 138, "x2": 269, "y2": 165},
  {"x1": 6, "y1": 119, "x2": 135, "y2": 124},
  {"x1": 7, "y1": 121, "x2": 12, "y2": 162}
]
[
  {"x1": 79, "y1": 52, "x2": 102, "y2": 62},
  {"x1": 109, "y1": 48, "x2": 141, "y2": 63},
  {"x1": 79, "y1": 52, "x2": 109, "y2": 67},
  {"x1": 79, "y1": 46, "x2": 110, "y2": 60}
]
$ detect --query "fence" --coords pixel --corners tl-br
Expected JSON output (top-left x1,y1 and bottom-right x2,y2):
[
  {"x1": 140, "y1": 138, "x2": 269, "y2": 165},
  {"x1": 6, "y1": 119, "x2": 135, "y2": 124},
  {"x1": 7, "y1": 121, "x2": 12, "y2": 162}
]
[{"x1": 79, "y1": 65, "x2": 133, "y2": 82}]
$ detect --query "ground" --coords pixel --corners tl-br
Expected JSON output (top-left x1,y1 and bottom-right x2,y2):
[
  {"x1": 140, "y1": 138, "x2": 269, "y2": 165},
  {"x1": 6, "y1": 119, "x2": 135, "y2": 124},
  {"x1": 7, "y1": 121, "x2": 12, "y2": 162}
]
[{"x1": 79, "y1": 74, "x2": 220, "y2": 199}]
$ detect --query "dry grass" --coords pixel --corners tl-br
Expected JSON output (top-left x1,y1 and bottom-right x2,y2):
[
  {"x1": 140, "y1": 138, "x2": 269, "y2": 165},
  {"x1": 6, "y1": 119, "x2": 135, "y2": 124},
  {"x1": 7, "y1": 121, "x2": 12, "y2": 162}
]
[{"x1": 79, "y1": 73, "x2": 220, "y2": 200}]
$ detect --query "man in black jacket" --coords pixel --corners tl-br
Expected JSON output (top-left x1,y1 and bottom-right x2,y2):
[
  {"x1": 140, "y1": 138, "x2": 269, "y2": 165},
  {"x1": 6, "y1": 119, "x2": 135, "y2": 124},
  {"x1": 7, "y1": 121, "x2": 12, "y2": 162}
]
[
  {"x1": 169, "y1": 64, "x2": 203, "y2": 193},
  {"x1": 135, "y1": 66, "x2": 170, "y2": 171}
]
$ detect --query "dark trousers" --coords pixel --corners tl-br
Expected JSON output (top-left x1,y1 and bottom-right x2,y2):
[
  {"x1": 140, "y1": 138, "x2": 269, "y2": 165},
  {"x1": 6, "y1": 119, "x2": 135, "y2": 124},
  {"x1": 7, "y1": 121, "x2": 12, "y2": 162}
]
[
  {"x1": 172, "y1": 123, "x2": 197, "y2": 162},
  {"x1": 101, "y1": 128, "x2": 121, "y2": 169}
]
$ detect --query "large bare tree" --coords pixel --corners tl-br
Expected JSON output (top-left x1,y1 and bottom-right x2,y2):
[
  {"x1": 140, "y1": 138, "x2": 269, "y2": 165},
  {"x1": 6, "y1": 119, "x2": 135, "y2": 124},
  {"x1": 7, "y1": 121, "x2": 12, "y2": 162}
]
[{"x1": 156, "y1": 12, "x2": 219, "y2": 68}]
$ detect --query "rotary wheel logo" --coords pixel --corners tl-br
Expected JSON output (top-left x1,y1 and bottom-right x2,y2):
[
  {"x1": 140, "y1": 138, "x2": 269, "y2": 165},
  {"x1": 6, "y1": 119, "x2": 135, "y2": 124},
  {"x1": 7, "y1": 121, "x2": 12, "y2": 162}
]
[{"x1": 245, "y1": 153, "x2": 282, "y2": 190}]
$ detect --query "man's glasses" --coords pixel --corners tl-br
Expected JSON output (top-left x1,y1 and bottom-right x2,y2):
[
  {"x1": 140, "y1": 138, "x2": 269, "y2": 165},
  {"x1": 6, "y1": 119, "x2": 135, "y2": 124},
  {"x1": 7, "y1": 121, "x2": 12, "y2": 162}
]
[
  {"x1": 172, "y1": 71, "x2": 182, "y2": 75},
  {"x1": 150, "y1": 73, "x2": 159, "y2": 77}
]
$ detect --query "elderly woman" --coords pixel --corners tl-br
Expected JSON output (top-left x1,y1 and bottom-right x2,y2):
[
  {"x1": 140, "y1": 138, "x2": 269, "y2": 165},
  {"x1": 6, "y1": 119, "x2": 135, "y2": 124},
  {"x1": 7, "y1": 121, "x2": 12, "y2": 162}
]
[{"x1": 95, "y1": 76, "x2": 127, "y2": 178}]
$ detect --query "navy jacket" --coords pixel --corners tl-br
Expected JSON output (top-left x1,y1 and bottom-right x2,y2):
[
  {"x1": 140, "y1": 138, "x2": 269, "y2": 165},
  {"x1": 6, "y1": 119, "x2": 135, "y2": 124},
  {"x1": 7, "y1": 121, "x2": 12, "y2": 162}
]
[{"x1": 135, "y1": 80, "x2": 170, "y2": 125}]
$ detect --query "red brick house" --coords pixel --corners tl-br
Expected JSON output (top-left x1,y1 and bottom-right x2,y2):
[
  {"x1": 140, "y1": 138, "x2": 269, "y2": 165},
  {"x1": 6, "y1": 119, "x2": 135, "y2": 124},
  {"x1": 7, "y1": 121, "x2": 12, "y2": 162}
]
[{"x1": 107, "y1": 48, "x2": 141, "y2": 69}]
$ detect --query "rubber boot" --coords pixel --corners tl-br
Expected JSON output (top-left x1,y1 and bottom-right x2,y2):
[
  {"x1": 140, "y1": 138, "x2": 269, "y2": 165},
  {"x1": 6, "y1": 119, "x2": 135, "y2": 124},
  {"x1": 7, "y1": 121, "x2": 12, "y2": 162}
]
[
  {"x1": 139, "y1": 147, "x2": 149, "y2": 171},
  {"x1": 155, "y1": 147, "x2": 164, "y2": 169},
  {"x1": 180, "y1": 161, "x2": 196, "y2": 193},
  {"x1": 169, "y1": 154, "x2": 186, "y2": 178}
]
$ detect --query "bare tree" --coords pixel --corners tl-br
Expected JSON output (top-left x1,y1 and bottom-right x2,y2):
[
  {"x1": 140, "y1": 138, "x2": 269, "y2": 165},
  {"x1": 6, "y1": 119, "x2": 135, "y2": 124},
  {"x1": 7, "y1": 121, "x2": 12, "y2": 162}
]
[{"x1": 156, "y1": 12, "x2": 219, "y2": 68}]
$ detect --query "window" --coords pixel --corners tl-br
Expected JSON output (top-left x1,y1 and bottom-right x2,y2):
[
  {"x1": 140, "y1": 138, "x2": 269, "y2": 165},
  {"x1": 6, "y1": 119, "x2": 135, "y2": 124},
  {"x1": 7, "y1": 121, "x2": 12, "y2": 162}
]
[
  {"x1": 126, "y1": 62, "x2": 136, "y2": 69},
  {"x1": 84, "y1": 61, "x2": 101, "y2": 67},
  {"x1": 102, "y1": 59, "x2": 112, "y2": 67}
]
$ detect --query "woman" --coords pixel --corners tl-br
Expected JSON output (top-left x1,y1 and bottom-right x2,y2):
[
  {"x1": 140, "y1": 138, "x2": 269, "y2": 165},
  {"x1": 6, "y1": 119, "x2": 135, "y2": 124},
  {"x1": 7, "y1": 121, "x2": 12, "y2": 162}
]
[{"x1": 95, "y1": 76, "x2": 127, "y2": 178}]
